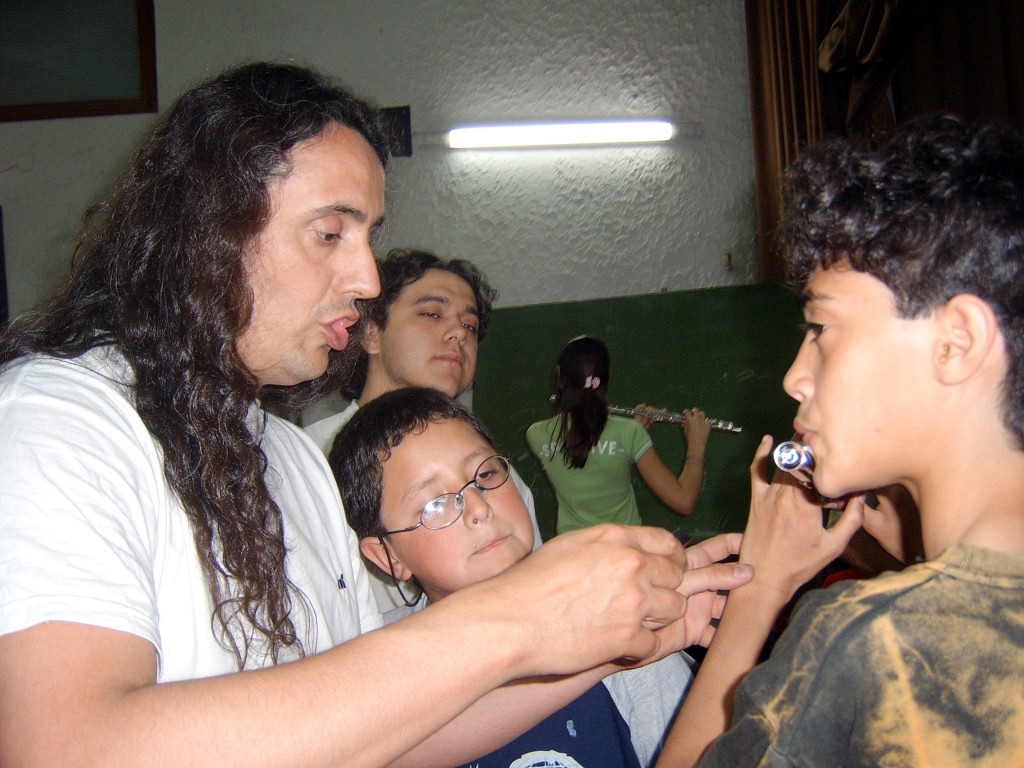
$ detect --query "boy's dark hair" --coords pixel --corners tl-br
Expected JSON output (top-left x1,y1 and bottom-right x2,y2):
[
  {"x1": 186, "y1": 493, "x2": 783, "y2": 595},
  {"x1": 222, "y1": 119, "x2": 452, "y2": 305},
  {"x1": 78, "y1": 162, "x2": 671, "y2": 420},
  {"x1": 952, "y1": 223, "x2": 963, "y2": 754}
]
[
  {"x1": 782, "y1": 114, "x2": 1024, "y2": 447},
  {"x1": 329, "y1": 387, "x2": 497, "y2": 540},
  {"x1": 550, "y1": 335, "x2": 611, "y2": 469},
  {"x1": 341, "y1": 248, "x2": 498, "y2": 399}
]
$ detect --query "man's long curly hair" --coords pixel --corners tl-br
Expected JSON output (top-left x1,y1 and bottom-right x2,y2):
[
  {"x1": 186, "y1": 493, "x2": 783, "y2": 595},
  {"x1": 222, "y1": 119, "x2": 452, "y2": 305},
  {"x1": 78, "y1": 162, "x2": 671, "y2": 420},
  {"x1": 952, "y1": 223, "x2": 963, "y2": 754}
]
[
  {"x1": 0, "y1": 61, "x2": 391, "y2": 667},
  {"x1": 781, "y1": 114, "x2": 1024, "y2": 448}
]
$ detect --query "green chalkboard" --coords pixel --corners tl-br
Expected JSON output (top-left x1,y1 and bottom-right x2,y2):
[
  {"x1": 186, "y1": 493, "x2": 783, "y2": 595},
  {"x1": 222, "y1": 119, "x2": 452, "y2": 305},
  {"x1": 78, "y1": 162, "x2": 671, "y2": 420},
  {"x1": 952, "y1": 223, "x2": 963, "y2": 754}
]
[{"x1": 474, "y1": 283, "x2": 804, "y2": 542}]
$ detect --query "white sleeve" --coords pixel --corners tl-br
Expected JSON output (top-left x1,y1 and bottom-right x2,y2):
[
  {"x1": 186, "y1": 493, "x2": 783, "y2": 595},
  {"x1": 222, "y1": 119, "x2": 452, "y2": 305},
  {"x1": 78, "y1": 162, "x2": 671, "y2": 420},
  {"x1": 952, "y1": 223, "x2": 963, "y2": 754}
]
[
  {"x1": 0, "y1": 358, "x2": 168, "y2": 646},
  {"x1": 509, "y1": 464, "x2": 544, "y2": 549},
  {"x1": 303, "y1": 400, "x2": 359, "y2": 456}
]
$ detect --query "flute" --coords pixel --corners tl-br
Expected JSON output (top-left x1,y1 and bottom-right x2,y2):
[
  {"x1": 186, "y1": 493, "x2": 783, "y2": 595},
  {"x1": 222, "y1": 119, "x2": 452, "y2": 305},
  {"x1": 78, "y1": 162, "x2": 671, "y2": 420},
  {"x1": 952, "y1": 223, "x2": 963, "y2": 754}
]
[
  {"x1": 608, "y1": 404, "x2": 743, "y2": 434},
  {"x1": 772, "y1": 440, "x2": 845, "y2": 508},
  {"x1": 772, "y1": 440, "x2": 815, "y2": 490}
]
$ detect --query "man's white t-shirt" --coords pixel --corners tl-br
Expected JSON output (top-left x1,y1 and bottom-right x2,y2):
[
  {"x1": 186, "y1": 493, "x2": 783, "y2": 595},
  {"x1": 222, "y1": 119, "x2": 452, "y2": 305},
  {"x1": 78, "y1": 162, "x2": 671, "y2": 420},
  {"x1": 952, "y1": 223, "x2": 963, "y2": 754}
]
[{"x1": 0, "y1": 349, "x2": 382, "y2": 680}]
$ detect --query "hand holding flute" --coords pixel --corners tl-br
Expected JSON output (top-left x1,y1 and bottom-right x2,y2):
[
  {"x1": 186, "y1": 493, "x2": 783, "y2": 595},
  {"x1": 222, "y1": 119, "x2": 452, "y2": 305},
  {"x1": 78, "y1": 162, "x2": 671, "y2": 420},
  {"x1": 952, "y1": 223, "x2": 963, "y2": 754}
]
[
  {"x1": 680, "y1": 409, "x2": 712, "y2": 465},
  {"x1": 630, "y1": 403, "x2": 712, "y2": 448},
  {"x1": 608, "y1": 403, "x2": 743, "y2": 434}
]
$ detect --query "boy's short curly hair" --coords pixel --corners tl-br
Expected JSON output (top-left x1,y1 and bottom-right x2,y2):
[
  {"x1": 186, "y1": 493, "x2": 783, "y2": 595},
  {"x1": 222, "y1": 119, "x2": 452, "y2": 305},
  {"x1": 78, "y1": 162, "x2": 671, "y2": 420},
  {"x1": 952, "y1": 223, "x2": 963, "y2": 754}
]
[{"x1": 782, "y1": 114, "x2": 1024, "y2": 447}]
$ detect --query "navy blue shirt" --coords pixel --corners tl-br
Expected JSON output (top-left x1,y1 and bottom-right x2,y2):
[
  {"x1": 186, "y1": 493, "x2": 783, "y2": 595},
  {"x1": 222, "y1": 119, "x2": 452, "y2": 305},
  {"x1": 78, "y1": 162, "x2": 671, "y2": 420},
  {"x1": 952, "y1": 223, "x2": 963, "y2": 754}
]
[{"x1": 460, "y1": 682, "x2": 641, "y2": 768}]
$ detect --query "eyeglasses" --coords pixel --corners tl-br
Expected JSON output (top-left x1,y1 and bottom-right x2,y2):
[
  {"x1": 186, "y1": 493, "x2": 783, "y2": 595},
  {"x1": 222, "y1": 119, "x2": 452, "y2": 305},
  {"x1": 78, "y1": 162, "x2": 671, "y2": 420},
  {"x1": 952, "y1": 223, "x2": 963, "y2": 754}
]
[{"x1": 380, "y1": 454, "x2": 511, "y2": 536}]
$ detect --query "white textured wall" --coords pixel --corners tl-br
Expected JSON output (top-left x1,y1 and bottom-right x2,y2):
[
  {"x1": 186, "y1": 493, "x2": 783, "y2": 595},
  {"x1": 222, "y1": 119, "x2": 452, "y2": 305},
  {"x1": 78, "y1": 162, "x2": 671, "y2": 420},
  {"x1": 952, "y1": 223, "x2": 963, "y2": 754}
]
[{"x1": 0, "y1": 0, "x2": 754, "y2": 316}]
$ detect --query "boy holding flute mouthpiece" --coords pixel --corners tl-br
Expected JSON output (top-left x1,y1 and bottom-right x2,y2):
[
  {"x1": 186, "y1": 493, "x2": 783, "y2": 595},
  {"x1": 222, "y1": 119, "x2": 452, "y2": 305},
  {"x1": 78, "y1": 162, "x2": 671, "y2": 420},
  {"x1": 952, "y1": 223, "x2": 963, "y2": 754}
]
[
  {"x1": 527, "y1": 335, "x2": 712, "y2": 534},
  {"x1": 655, "y1": 114, "x2": 1024, "y2": 767}
]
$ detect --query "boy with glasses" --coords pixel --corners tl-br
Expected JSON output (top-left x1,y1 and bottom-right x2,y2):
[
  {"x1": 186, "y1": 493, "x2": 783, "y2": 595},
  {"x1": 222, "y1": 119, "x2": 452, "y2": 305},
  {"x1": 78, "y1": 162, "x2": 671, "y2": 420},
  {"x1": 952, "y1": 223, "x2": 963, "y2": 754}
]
[
  {"x1": 306, "y1": 247, "x2": 544, "y2": 612},
  {"x1": 330, "y1": 386, "x2": 699, "y2": 767}
]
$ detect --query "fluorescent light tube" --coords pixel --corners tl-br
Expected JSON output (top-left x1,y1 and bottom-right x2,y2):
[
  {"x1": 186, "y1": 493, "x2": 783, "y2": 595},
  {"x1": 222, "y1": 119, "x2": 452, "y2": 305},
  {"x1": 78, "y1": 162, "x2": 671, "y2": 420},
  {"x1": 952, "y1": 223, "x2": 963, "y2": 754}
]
[{"x1": 446, "y1": 120, "x2": 676, "y2": 149}]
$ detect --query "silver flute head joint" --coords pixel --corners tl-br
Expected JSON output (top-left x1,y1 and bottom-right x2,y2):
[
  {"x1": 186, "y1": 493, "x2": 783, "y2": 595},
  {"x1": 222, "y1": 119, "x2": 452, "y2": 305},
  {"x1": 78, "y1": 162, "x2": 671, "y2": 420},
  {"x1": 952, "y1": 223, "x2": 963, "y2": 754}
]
[
  {"x1": 773, "y1": 441, "x2": 814, "y2": 472},
  {"x1": 773, "y1": 440, "x2": 816, "y2": 491}
]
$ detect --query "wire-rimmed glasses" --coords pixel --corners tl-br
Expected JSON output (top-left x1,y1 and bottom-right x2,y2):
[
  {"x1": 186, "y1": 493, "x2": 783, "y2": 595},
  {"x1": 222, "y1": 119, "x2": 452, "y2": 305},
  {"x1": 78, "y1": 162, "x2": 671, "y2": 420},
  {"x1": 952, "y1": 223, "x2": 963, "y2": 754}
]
[
  {"x1": 380, "y1": 454, "x2": 512, "y2": 536},
  {"x1": 377, "y1": 453, "x2": 512, "y2": 607}
]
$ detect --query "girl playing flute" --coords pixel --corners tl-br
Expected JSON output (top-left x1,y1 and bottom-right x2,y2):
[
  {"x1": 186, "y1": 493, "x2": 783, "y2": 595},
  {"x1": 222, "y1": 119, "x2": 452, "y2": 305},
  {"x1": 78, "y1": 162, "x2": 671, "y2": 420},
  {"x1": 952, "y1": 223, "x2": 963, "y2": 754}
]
[{"x1": 527, "y1": 335, "x2": 711, "y2": 535}]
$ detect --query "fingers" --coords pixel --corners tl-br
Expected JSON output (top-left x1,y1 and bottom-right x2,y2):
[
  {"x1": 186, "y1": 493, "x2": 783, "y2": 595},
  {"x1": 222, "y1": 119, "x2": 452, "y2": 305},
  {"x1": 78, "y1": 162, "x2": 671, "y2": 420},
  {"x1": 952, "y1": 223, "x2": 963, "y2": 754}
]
[
  {"x1": 750, "y1": 434, "x2": 775, "y2": 487},
  {"x1": 581, "y1": 529, "x2": 690, "y2": 650},
  {"x1": 483, "y1": 525, "x2": 693, "y2": 674},
  {"x1": 551, "y1": 524, "x2": 689, "y2": 615},
  {"x1": 632, "y1": 403, "x2": 655, "y2": 430},
  {"x1": 740, "y1": 436, "x2": 855, "y2": 598},
  {"x1": 586, "y1": 523, "x2": 687, "y2": 562},
  {"x1": 667, "y1": 580, "x2": 735, "y2": 650},
  {"x1": 861, "y1": 484, "x2": 920, "y2": 563},
  {"x1": 676, "y1": 561, "x2": 753, "y2": 599},
  {"x1": 519, "y1": 524, "x2": 754, "y2": 665},
  {"x1": 684, "y1": 532, "x2": 742, "y2": 569},
  {"x1": 585, "y1": 526, "x2": 695, "y2": 639},
  {"x1": 827, "y1": 492, "x2": 866, "y2": 547},
  {"x1": 640, "y1": 589, "x2": 689, "y2": 631},
  {"x1": 683, "y1": 408, "x2": 711, "y2": 443},
  {"x1": 635, "y1": 585, "x2": 733, "y2": 660},
  {"x1": 685, "y1": 589, "x2": 731, "y2": 648}
]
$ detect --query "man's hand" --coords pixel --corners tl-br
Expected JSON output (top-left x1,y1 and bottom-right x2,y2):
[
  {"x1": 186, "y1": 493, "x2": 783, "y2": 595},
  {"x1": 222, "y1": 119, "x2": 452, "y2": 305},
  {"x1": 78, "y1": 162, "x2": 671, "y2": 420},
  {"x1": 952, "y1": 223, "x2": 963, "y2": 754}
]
[
  {"x1": 608, "y1": 531, "x2": 752, "y2": 665},
  {"x1": 481, "y1": 524, "x2": 688, "y2": 675},
  {"x1": 444, "y1": 524, "x2": 738, "y2": 676},
  {"x1": 673, "y1": 532, "x2": 747, "y2": 649}
]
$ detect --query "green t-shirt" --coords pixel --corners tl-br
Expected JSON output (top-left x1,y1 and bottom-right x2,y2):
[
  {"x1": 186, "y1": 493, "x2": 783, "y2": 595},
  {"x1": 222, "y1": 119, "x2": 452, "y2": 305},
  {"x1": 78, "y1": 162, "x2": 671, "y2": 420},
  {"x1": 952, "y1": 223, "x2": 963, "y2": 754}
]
[{"x1": 526, "y1": 415, "x2": 652, "y2": 534}]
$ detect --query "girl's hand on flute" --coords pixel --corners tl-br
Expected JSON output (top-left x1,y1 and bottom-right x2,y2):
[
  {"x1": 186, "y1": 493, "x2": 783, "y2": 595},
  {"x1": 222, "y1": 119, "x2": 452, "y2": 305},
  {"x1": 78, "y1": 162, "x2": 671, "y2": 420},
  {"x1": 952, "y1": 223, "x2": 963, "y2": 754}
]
[
  {"x1": 682, "y1": 408, "x2": 711, "y2": 448},
  {"x1": 631, "y1": 402, "x2": 659, "y2": 430}
]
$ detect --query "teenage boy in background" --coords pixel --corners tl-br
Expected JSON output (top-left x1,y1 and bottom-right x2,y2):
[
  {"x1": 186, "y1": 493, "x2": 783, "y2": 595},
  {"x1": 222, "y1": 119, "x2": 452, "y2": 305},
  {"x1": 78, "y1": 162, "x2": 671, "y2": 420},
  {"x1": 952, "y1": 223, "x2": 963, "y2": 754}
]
[
  {"x1": 657, "y1": 114, "x2": 1024, "y2": 767},
  {"x1": 332, "y1": 386, "x2": 712, "y2": 767},
  {"x1": 304, "y1": 248, "x2": 494, "y2": 452},
  {"x1": 305, "y1": 248, "x2": 542, "y2": 612}
]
